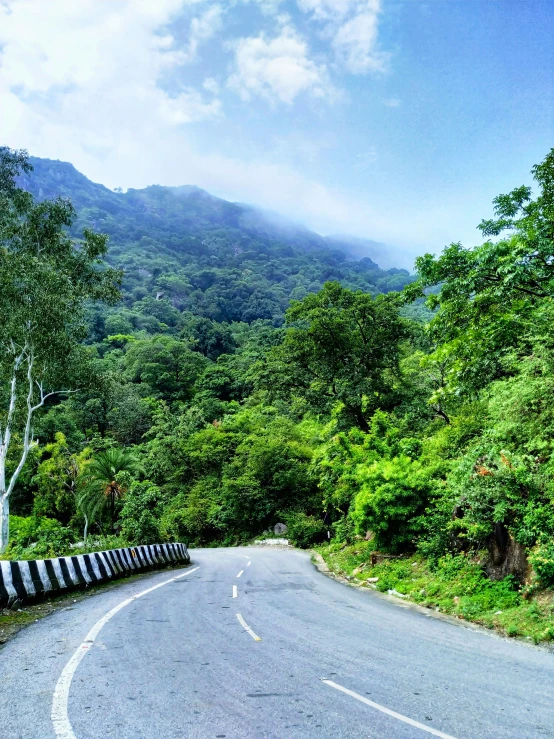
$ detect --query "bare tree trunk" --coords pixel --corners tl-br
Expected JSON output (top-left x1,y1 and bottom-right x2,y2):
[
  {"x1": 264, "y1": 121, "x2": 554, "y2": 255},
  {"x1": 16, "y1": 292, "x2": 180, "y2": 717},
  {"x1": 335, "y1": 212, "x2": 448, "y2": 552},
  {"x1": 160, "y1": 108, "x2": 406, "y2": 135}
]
[
  {"x1": 0, "y1": 346, "x2": 71, "y2": 553},
  {"x1": 0, "y1": 494, "x2": 9, "y2": 553},
  {"x1": 83, "y1": 514, "x2": 89, "y2": 544}
]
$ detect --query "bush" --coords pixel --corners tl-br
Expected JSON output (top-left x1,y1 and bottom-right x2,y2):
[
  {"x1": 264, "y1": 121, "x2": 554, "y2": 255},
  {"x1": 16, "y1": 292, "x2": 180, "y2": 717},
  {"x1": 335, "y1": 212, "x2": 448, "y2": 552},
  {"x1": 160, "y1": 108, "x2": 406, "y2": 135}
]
[
  {"x1": 119, "y1": 481, "x2": 165, "y2": 545},
  {"x1": 159, "y1": 478, "x2": 222, "y2": 546},
  {"x1": 351, "y1": 456, "x2": 432, "y2": 553},
  {"x1": 446, "y1": 446, "x2": 554, "y2": 549},
  {"x1": 332, "y1": 515, "x2": 356, "y2": 544},
  {"x1": 282, "y1": 512, "x2": 327, "y2": 548},
  {"x1": 529, "y1": 539, "x2": 554, "y2": 588},
  {"x1": 5, "y1": 515, "x2": 76, "y2": 559}
]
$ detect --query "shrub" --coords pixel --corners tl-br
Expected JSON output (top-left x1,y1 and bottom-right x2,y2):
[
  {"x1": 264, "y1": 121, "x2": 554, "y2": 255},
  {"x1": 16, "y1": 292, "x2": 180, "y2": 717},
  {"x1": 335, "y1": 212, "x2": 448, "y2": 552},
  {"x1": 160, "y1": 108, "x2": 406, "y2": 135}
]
[
  {"x1": 529, "y1": 539, "x2": 554, "y2": 588},
  {"x1": 159, "y1": 478, "x2": 222, "y2": 546},
  {"x1": 119, "y1": 481, "x2": 165, "y2": 545},
  {"x1": 332, "y1": 515, "x2": 356, "y2": 544},
  {"x1": 5, "y1": 515, "x2": 75, "y2": 559},
  {"x1": 447, "y1": 446, "x2": 554, "y2": 549},
  {"x1": 351, "y1": 456, "x2": 432, "y2": 553},
  {"x1": 282, "y1": 512, "x2": 327, "y2": 548}
]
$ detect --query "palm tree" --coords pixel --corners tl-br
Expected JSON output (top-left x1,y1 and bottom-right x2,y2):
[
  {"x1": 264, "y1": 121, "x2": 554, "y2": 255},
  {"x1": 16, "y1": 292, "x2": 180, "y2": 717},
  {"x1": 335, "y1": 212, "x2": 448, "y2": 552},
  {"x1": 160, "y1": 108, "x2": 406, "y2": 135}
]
[{"x1": 78, "y1": 448, "x2": 142, "y2": 534}]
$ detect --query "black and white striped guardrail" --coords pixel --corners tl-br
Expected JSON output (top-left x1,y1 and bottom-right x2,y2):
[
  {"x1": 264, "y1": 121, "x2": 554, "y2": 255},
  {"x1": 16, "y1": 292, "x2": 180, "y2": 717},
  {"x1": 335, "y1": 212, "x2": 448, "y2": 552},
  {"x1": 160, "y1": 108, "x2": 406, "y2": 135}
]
[{"x1": 0, "y1": 542, "x2": 189, "y2": 608}]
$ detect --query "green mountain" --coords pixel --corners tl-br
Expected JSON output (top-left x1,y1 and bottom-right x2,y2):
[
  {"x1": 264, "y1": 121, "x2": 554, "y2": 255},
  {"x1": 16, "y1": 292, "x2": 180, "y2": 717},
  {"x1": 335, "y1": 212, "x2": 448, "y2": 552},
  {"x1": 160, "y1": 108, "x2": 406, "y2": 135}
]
[{"x1": 19, "y1": 157, "x2": 413, "y2": 331}]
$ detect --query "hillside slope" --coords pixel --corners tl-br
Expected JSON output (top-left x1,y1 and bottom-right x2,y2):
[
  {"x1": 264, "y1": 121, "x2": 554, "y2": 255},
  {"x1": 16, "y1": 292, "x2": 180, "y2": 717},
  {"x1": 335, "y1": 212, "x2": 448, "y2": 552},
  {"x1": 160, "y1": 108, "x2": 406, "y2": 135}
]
[{"x1": 19, "y1": 157, "x2": 413, "y2": 328}]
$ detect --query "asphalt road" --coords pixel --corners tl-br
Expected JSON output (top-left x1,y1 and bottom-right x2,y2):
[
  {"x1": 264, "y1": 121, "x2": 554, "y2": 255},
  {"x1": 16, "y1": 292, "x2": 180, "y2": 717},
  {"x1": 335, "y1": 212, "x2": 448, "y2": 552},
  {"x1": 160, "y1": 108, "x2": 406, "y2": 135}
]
[{"x1": 1, "y1": 547, "x2": 554, "y2": 739}]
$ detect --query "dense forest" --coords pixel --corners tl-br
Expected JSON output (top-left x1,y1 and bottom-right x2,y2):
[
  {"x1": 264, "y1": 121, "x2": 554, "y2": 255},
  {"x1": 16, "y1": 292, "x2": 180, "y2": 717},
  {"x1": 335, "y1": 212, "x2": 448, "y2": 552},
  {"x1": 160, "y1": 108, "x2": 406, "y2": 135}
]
[{"x1": 2, "y1": 145, "x2": 554, "y2": 637}]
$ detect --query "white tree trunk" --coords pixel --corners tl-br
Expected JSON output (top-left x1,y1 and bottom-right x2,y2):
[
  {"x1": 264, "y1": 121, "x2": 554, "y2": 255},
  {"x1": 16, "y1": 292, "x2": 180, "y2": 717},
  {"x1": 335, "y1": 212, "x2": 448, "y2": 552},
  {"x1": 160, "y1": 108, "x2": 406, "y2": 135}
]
[
  {"x1": 0, "y1": 346, "x2": 70, "y2": 554},
  {"x1": 0, "y1": 494, "x2": 9, "y2": 553},
  {"x1": 83, "y1": 514, "x2": 89, "y2": 544}
]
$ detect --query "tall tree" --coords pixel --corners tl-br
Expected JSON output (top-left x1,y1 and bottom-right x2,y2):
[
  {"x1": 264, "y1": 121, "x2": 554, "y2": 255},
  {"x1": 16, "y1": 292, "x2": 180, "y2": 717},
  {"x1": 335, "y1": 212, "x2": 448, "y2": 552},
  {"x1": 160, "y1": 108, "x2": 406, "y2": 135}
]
[
  {"x1": 256, "y1": 282, "x2": 406, "y2": 430},
  {"x1": 403, "y1": 149, "x2": 554, "y2": 396},
  {"x1": 0, "y1": 147, "x2": 120, "y2": 551}
]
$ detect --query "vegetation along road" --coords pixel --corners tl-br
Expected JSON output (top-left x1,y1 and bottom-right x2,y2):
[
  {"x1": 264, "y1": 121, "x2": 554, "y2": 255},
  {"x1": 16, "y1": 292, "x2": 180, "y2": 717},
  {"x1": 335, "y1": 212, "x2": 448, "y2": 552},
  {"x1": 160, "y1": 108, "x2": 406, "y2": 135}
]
[{"x1": 1, "y1": 547, "x2": 554, "y2": 739}]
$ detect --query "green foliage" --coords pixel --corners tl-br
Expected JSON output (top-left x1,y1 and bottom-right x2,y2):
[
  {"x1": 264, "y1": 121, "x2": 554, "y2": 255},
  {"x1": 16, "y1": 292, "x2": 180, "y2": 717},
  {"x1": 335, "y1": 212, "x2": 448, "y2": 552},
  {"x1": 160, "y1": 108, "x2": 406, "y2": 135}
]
[
  {"x1": 32, "y1": 432, "x2": 91, "y2": 524},
  {"x1": 78, "y1": 448, "x2": 142, "y2": 533},
  {"x1": 319, "y1": 544, "x2": 536, "y2": 637},
  {"x1": 352, "y1": 456, "x2": 432, "y2": 552},
  {"x1": 119, "y1": 481, "x2": 165, "y2": 545},
  {"x1": 0, "y1": 148, "x2": 121, "y2": 551},
  {"x1": 257, "y1": 282, "x2": 407, "y2": 430},
  {"x1": 123, "y1": 335, "x2": 207, "y2": 403},
  {"x1": 0, "y1": 149, "x2": 121, "y2": 377},
  {"x1": 21, "y1": 156, "x2": 412, "y2": 333},
  {"x1": 282, "y1": 511, "x2": 327, "y2": 548},
  {"x1": 159, "y1": 478, "x2": 221, "y2": 545},
  {"x1": 5, "y1": 515, "x2": 75, "y2": 559},
  {"x1": 528, "y1": 540, "x2": 554, "y2": 588},
  {"x1": 405, "y1": 149, "x2": 554, "y2": 398},
  {"x1": 7, "y1": 147, "x2": 554, "y2": 645}
]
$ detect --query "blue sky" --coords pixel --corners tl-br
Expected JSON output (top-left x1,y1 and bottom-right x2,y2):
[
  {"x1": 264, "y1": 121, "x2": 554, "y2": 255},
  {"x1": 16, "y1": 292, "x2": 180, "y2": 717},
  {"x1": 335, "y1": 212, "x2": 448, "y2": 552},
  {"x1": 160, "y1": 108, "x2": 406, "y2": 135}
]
[{"x1": 0, "y1": 0, "x2": 552, "y2": 268}]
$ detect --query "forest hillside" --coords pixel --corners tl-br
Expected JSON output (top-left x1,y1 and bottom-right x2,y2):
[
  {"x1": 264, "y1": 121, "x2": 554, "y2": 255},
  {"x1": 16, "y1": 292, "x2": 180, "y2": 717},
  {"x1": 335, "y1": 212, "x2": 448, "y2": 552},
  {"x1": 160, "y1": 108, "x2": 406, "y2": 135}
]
[{"x1": 19, "y1": 157, "x2": 412, "y2": 331}]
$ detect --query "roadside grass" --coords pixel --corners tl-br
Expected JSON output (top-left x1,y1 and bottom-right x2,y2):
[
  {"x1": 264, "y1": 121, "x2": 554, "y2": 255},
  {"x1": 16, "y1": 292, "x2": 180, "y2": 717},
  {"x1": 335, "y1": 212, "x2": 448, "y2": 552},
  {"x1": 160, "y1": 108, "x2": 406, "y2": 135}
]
[{"x1": 316, "y1": 541, "x2": 554, "y2": 645}]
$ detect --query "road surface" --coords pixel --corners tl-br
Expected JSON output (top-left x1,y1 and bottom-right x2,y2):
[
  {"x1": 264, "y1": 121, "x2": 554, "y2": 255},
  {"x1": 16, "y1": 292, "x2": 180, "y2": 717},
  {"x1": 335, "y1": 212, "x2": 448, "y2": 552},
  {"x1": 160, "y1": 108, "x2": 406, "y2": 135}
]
[{"x1": 1, "y1": 547, "x2": 553, "y2": 738}]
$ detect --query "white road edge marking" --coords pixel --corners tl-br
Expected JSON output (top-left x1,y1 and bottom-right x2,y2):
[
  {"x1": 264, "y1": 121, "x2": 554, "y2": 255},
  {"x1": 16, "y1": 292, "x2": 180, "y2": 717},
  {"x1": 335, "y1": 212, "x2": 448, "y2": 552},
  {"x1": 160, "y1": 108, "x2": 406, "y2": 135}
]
[
  {"x1": 51, "y1": 566, "x2": 200, "y2": 739},
  {"x1": 321, "y1": 680, "x2": 457, "y2": 739},
  {"x1": 247, "y1": 561, "x2": 251, "y2": 567},
  {"x1": 233, "y1": 585, "x2": 238, "y2": 598},
  {"x1": 237, "y1": 570, "x2": 244, "y2": 578},
  {"x1": 236, "y1": 613, "x2": 261, "y2": 641}
]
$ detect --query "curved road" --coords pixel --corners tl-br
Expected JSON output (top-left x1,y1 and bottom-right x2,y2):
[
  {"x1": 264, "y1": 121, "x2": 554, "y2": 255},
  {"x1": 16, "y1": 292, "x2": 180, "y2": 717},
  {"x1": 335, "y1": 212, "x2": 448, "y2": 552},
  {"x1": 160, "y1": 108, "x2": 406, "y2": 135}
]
[{"x1": 1, "y1": 547, "x2": 553, "y2": 739}]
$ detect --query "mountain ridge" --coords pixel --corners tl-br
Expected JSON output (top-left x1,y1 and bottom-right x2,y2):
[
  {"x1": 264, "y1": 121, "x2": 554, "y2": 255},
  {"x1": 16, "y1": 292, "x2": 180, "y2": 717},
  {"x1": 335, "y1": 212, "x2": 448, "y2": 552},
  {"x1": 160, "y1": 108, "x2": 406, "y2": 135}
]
[
  {"x1": 17, "y1": 156, "x2": 414, "y2": 328},
  {"x1": 21, "y1": 156, "x2": 402, "y2": 268}
]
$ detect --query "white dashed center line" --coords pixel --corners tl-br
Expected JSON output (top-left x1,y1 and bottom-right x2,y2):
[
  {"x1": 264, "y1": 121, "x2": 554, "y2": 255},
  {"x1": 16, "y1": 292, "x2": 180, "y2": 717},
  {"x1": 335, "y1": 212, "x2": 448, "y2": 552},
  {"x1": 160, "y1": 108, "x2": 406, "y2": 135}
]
[
  {"x1": 233, "y1": 585, "x2": 238, "y2": 598},
  {"x1": 237, "y1": 570, "x2": 244, "y2": 578}
]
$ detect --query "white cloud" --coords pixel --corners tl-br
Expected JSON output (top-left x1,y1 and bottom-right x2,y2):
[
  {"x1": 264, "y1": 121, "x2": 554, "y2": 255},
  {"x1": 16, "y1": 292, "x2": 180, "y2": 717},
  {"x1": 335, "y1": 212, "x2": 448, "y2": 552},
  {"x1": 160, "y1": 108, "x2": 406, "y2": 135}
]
[
  {"x1": 179, "y1": 4, "x2": 223, "y2": 63},
  {"x1": 383, "y1": 97, "x2": 401, "y2": 107},
  {"x1": 203, "y1": 77, "x2": 220, "y2": 94},
  {"x1": 228, "y1": 27, "x2": 332, "y2": 104},
  {"x1": 299, "y1": 0, "x2": 387, "y2": 75},
  {"x1": 0, "y1": 0, "x2": 221, "y2": 142},
  {"x1": 0, "y1": 0, "x2": 429, "y2": 270},
  {"x1": 333, "y1": 9, "x2": 388, "y2": 74},
  {"x1": 297, "y1": 0, "x2": 358, "y2": 21}
]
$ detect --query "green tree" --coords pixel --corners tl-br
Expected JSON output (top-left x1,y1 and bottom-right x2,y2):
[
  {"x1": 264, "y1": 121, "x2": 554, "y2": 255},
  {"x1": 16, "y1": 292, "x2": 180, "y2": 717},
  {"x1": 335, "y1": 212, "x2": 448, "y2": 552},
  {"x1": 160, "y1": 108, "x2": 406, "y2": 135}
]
[
  {"x1": 78, "y1": 448, "x2": 142, "y2": 533},
  {"x1": 258, "y1": 282, "x2": 406, "y2": 430},
  {"x1": 352, "y1": 455, "x2": 433, "y2": 553},
  {"x1": 0, "y1": 148, "x2": 120, "y2": 551},
  {"x1": 33, "y1": 432, "x2": 92, "y2": 527},
  {"x1": 124, "y1": 335, "x2": 207, "y2": 403},
  {"x1": 119, "y1": 480, "x2": 165, "y2": 545},
  {"x1": 180, "y1": 314, "x2": 237, "y2": 360},
  {"x1": 404, "y1": 149, "x2": 554, "y2": 397}
]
